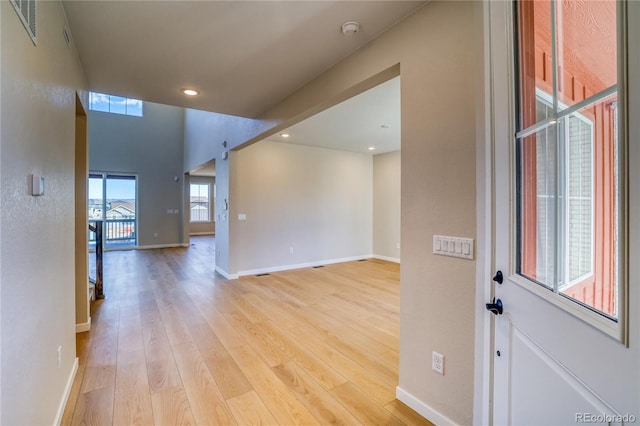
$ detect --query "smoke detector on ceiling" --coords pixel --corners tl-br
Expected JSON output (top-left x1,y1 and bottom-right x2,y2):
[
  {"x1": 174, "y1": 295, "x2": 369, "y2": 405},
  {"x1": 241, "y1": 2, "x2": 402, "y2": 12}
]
[{"x1": 341, "y1": 21, "x2": 360, "y2": 36}]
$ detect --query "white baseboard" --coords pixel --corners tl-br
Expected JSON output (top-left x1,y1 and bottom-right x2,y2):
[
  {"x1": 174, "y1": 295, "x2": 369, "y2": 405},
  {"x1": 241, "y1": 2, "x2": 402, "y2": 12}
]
[
  {"x1": 54, "y1": 357, "x2": 78, "y2": 425},
  {"x1": 215, "y1": 266, "x2": 239, "y2": 280},
  {"x1": 396, "y1": 386, "x2": 457, "y2": 426},
  {"x1": 237, "y1": 255, "x2": 371, "y2": 277},
  {"x1": 136, "y1": 243, "x2": 189, "y2": 250},
  {"x1": 373, "y1": 254, "x2": 401, "y2": 263},
  {"x1": 76, "y1": 317, "x2": 91, "y2": 333},
  {"x1": 190, "y1": 232, "x2": 215, "y2": 236}
]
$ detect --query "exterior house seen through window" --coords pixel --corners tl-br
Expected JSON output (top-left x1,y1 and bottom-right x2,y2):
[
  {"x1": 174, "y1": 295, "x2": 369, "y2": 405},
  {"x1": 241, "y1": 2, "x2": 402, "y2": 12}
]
[
  {"x1": 190, "y1": 183, "x2": 210, "y2": 222},
  {"x1": 516, "y1": 0, "x2": 619, "y2": 319},
  {"x1": 89, "y1": 92, "x2": 143, "y2": 117}
]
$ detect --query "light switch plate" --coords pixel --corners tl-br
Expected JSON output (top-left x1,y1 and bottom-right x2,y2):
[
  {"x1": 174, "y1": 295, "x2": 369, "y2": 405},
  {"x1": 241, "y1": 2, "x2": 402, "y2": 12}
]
[{"x1": 433, "y1": 235, "x2": 474, "y2": 260}]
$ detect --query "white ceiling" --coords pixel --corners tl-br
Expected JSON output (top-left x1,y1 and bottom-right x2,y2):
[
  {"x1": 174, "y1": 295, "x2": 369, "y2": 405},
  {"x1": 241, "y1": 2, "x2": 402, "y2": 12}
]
[
  {"x1": 266, "y1": 76, "x2": 400, "y2": 154},
  {"x1": 63, "y1": 1, "x2": 425, "y2": 118}
]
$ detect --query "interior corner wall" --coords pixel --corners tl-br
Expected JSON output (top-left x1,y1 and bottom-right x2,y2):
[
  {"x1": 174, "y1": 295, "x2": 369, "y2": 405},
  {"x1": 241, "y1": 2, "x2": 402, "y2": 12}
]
[
  {"x1": 181, "y1": 1, "x2": 478, "y2": 422},
  {"x1": 89, "y1": 102, "x2": 185, "y2": 247},
  {"x1": 1, "y1": 1, "x2": 88, "y2": 423},
  {"x1": 179, "y1": 2, "x2": 477, "y2": 421},
  {"x1": 235, "y1": 141, "x2": 373, "y2": 274},
  {"x1": 189, "y1": 175, "x2": 215, "y2": 235},
  {"x1": 373, "y1": 151, "x2": 401, "y2": 262}
]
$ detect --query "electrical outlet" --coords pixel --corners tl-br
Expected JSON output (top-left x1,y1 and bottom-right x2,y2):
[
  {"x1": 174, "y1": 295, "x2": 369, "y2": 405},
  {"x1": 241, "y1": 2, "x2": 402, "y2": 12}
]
[
  {"x1": 154, "y1": 232, "x2": 158, "y2": 238},
  {"x1": 289, "y1": 246, "x2": 294, "y2": 254},
  {"x1": 432, "y1": 351, "x2": 444, "y2": 375},
  {"x1": 57, "y1": 346, "x2": 62, "y2": 368}
]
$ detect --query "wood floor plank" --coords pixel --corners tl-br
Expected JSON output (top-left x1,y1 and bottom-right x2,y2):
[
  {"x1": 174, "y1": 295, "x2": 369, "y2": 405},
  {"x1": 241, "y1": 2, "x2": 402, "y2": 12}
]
[
  {"x1": 61, "y1": 331, "x2": 91, "y2": 425},
  {"x1": 80, "y1": 338, "x2": 118, "y2": 394},
  {"x1": 228, "y1": 344, "x2": 319, "y2": 426},
  {"x1": 203, "y1": 354, "x2": 253, "y2": 400},
  {"x1": 330, "y1": 381, "x2": 405, "y2": 426},
  {"x1": 113, "y1": 359, "x2": 154, "y2": 426},
  {"x1": 286, "y1": 326, "x2": 397, "y2": 406},
  {"x1": 272, "y1": 361, "x2": 362, "y2": 426},
  {"x1": 171, "y1": 344, "x2": 237, "y2": 425},
  {"x1": 256, "y1": 319, "x2": 348, "y2": 390},
  {"x1": 224, "y1": 310, "x2": 289, "y2": 367},
  {"x1": 62, "y1": 237, "x2": 427, "y2": 426},
  {"x1": 150, "y1": 385, "x2": 196, "y2": 426},
  {"x1": 194, "y1": 303, "x2": 247, "y2": 350},
  {"x1": 70, "y1": 386, "x2": 115, "y2": 426},
  {"x1": 385, "y1": 400, "x2": 435, "y2": 426},
  {"x1": 141, "y1": 319, "x2": 183, "y2": 394},
  {"x1": 226, "y1": 391, "x2": 279, "y2": 426}
]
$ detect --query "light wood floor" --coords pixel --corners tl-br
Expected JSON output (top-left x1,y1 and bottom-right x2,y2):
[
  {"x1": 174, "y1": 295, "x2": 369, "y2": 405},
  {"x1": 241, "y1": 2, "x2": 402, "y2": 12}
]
[{"x1": 62, "y1": 236, "x2": 432, "y2": 425}]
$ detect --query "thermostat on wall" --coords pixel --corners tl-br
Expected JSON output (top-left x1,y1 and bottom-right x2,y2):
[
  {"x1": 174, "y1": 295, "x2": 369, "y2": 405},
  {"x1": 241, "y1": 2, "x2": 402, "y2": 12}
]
[{"x1": 31, "y1": 174, "x2": 45, "y2": 196}]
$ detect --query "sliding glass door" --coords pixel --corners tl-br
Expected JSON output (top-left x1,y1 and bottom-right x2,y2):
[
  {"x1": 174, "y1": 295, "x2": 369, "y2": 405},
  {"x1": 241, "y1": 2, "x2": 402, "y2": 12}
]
[{"x1": 88, "y1": 173, "x2": 137, "y2": 248}]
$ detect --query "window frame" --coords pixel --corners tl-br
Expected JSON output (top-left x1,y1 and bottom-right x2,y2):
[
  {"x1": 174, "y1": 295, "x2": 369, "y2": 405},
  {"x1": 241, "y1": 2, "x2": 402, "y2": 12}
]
[
  {"x1": 534, "y1": 89, "x2": 595, "y2": 289},
  {"x1": 190, "y1": 183, "x2": 211, "y2": 223},
  {"x1": 89, "y1": 92, "x2": 143, "y2": 117}
]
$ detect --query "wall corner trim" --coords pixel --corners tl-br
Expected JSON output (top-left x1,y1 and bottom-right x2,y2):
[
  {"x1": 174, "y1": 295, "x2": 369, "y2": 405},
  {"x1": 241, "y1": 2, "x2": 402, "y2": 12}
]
[
  {"x1": 372, "y1": 254, "x2": 400, "y2": 264},
  {"x1": 237, "y1": 255, "x2": 372, "y2": 277},
  {"x1": 396, "y1": 386, "x2": 458, "y2": 426},
  {"x1": 136, "y1": 243, "x2": 188, "y2": 250},
  {"x1": 75, "y1": 318, "x2": 91, "y2": 333},
  {"x1": 215, "y1": 266, "x2": 239, "y2": 280},
  {"x1": 54, "y1": 357, "x2": 79, "y2": 426}
]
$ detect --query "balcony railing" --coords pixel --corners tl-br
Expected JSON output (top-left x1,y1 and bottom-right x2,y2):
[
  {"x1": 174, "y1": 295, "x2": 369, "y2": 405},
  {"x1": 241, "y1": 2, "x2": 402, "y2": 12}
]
[{"x1": 89, "y1": 218, "x2": 136, "y2": 247}]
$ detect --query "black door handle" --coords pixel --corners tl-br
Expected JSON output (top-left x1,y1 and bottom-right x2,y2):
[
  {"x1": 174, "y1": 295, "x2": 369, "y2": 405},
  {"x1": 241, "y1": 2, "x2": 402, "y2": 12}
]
[{"x1": 486, "y1": 298, "x2": 503, "y2": 315}]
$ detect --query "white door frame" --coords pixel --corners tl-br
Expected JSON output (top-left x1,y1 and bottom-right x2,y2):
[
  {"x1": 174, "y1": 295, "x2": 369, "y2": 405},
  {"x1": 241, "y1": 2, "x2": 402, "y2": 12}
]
[{"x1": 473, "y1": 1, "x2": 494, "y2": 424}]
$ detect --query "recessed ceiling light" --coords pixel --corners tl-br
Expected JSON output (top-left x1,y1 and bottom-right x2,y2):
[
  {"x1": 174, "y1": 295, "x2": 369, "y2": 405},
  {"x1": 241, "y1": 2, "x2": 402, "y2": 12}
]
[
  {"x1": 368, "y1": 147, "x2": 376, "y2": 151},
  {"x1": 280, "y1": 133, "x2": 290, "y2": 138},
  {"x1": 181, "y1": 88, "x2": 199, "y2": 96}
]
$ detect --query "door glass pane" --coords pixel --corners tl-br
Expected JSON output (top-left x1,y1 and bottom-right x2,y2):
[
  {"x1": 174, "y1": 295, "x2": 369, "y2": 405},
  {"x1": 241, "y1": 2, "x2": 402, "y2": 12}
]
[
  {"x1": 560, "y1": 93, "x2": 618, "y2": 318},
  {"x1": 517, "y1": 0, "x2": 553, "y2": 130},
  {"x1": 556, "y1": 0, "x2": 617, "y2": 107},
  {"x1": 88, "y1": 175, "x2": 104, "y2": 221},
  {"x1": 516, "y1": 0, "x2": 621, "y2": 321},
  {"x1": 105, "y1": 176, "x2": 136, "y2": 247},
  {"x1": 518, "y1": 124, "x2": 557, "y2": 290}
]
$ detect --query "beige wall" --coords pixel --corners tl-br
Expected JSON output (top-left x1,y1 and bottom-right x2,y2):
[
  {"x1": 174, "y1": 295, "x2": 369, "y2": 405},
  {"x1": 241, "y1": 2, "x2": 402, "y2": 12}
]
[
  {"x1": 235, "y1": 141, "x2": 373, "y2": 274},
  {"x1": 189, "y1": 175, "x2": 215, "y2": 235},
  {"x1": 184, "y1": 2, "x2": 479, "y2": 422},
  {"x1": 373, "y1": 151, "x2": 401, "y2": 262},
  {"x1": 1, "y1": 1, "x2": 88, "y2": 423},
  {"x1": 89, "y1": 102, "x2": 185, "y2": 247}
]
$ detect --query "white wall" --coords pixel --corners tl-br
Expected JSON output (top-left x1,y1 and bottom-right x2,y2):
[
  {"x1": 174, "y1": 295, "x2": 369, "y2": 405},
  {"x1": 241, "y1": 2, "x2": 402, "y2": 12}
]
[
  {"x1": 1, "y1": 1, "x2": 88, "y2": 423},
  {"x1": 373, "y1": 151, "x2": 400, "y2": 262},
  {"x1": 89, "y1": 102, "x2": 185, "y2": 247},
  {"x1": 235, "y1": 141, "x2": 372, "y2": 274}
]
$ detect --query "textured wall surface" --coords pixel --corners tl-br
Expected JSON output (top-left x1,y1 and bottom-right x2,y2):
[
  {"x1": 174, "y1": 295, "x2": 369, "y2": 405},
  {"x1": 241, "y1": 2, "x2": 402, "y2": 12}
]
[{"x1": 1, "y1": 1, "x2": 88, "y2": 423}]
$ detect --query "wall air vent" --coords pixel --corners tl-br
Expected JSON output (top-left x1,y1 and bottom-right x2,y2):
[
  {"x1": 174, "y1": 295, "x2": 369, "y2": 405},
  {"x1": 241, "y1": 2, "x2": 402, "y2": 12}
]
[{"x1": 11, "y1": 0, "x2": 36, "y2": 45}]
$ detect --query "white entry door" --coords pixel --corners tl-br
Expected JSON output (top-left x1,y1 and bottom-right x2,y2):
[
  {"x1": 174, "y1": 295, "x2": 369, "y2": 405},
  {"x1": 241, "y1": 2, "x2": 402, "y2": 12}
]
[{"x1": 488, "y1": 1, "x2": 639, "y2": 424}]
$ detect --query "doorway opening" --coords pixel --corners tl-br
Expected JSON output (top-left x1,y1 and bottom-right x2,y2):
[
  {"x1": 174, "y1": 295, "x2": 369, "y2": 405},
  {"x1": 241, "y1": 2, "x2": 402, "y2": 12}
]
[{"x1": 88, "y1": 173, "x2": 138, "y2": 249}]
